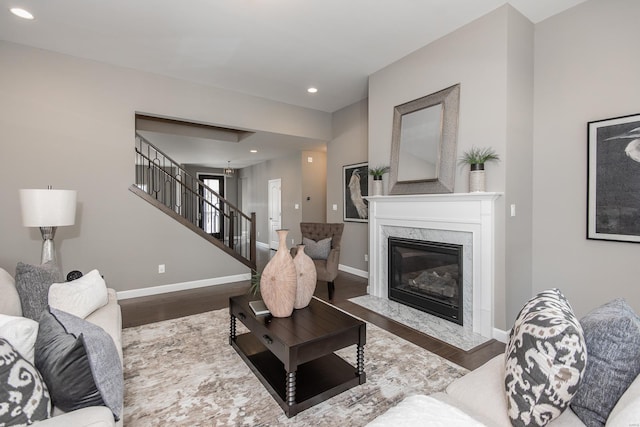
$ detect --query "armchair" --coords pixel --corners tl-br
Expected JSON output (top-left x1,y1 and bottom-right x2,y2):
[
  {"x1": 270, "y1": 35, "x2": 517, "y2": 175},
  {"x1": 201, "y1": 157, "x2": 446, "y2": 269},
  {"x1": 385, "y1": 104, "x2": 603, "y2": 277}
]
[{"x1": 291, "y1": 222, "x2": 344, "y2": 300}]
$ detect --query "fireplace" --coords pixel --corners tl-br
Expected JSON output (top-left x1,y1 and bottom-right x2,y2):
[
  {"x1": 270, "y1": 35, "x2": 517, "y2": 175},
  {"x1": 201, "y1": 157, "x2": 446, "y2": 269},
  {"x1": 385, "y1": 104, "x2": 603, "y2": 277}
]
[{"x1": 388, "y1": 237, "x2": 463, "y2": 325}]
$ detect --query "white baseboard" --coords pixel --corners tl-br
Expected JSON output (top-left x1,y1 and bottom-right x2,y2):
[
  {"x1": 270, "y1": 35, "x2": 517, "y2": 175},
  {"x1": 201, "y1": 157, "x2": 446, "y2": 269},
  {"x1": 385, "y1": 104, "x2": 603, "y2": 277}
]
[
  {"x1": 339, "y1": 264, "x2": 369, "y2": 279},
  {"x1": 117, "y1": 273, "x2": 251, "y2": 300},
  {"x1": 492, "y1": 327, "x2": 510, "y2": 343},
  {"x1": 256, "y1": 241, "x2": 270, "y2": 249}
]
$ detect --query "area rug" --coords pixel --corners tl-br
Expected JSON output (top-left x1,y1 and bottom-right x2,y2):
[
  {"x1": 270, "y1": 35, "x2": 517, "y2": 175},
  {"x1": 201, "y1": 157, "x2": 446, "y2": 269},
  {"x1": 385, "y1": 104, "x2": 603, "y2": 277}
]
[{"x1": 122, "y1": 308, "x2": 468, "y2": 426}]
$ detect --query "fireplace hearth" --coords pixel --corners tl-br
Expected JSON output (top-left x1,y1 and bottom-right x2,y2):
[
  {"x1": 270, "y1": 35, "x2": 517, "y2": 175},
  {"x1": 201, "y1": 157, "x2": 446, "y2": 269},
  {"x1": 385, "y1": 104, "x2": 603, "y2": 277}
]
[{"x1": 388, "y1": 237, "x2": 463, "y2": 325}]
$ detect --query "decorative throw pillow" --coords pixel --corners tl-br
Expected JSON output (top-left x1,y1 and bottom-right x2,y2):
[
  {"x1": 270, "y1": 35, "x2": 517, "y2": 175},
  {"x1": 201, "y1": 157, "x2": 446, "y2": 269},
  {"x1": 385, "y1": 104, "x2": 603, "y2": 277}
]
[
  {"x1": 35, "y1": 309, "x2": 123, "y2": 421},
  {"x1": 0, "y1": 267, "x2": 21, "y2": 317},
  {"x1": 504, "y1": 289, "x2": 587, "y2": 427},
  {"x1": 0, "y1": 314, "x2": 39, "y2": 363},
  {"x1": 0, "y1": 337, "x2": 51, "y2": 425},
  {"x1": 49, "y1": 269, "x2": 108, "y2": 319},
  {"x1": 303, "y1": 237, "x2": 332, "y2": 260},
  {"x1": 570, "y1": 299, "x2": 640, "y2": 427},
  {"x1": 14, "y1": 262, "x2": 63, "y2": 321}
]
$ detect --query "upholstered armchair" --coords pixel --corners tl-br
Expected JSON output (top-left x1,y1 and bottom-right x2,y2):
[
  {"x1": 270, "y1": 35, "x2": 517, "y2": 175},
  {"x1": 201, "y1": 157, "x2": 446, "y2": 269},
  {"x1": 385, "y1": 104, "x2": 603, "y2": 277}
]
[{"x1": 291, "y1": 222, "x2": 344, "y2": 300}]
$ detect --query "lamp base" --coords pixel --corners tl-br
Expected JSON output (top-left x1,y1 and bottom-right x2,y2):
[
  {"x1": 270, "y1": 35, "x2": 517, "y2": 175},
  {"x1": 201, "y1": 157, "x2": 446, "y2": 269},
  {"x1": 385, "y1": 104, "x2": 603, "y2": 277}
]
[{"x1": 40, "y1": 227, "x2": 57, "y2": 264}]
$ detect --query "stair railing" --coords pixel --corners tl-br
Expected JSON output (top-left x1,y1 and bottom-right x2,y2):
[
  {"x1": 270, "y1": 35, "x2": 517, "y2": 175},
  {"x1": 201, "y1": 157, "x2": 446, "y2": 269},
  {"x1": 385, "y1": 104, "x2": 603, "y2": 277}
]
[{"x1": 134, "y1": 133, "x2": 256, "y2": 268}]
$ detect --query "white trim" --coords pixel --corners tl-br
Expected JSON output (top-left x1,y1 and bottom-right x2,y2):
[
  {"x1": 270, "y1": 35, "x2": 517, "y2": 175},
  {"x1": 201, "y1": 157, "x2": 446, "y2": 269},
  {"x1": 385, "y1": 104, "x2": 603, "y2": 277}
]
[
  {"x1": 339, "y1": 264, "x2": 369, "y2": 279},
  {"x1": 492, "y1": 328, "x2": 510, "y2": 343},
  {"x1": 117, "y1": 273, "x2": 251, "y2": 300},
  {"x1": 256, "y1": 240, "x2": 270, "y2": 249}
]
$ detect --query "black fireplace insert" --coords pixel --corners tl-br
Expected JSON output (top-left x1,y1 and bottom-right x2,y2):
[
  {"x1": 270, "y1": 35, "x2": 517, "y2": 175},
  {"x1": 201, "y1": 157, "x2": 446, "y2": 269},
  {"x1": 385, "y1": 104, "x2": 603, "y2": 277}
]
[{"x1": 388, "y1": 237, "x2": 463, "y2": 325}]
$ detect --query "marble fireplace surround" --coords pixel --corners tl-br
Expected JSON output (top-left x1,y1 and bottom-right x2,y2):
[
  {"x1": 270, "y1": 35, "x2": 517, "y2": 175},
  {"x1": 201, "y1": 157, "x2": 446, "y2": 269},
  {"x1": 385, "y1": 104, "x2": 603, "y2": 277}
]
[{"x1": 367, "y1": 193, "x2": 501, "y2": 340}]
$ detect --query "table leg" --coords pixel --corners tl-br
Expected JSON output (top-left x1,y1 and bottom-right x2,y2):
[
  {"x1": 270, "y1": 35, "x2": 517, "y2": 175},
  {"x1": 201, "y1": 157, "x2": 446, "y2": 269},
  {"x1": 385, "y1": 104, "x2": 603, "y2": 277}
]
[
  {"x1": 286, "y1": 371, "x2": 296, "y2": 407},
  {"x1": 357, "y1": 344, "x2": 365, "y2": 376},
  {"x1": 229, "y1": 314, "x2": 236, "y2": 345}
]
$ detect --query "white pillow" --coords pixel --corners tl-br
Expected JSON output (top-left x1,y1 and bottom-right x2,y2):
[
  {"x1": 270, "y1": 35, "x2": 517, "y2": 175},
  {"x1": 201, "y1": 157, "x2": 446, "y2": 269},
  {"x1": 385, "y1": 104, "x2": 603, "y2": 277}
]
[
  {"x1": 48, "y1": 269, "x2": 108, "y2": 319},
  {"x1": 606, "y1": 373, "x2": 640, "y2": 426},
  {"x1": 0, "y1": 314, "x2": 39, "y2": 363}
]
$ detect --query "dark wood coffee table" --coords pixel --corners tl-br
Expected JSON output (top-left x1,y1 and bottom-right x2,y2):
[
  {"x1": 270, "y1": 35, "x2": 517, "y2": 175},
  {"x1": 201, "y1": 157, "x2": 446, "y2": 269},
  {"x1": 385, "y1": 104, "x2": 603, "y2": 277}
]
[{"x1": 229, "y1": 294, "x2": 366, "y2": 417}]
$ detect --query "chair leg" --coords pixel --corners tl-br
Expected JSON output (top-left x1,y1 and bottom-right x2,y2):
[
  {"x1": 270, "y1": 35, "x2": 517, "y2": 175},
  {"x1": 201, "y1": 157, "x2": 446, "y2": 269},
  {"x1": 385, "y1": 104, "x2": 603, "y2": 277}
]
[{"x1": 327, "y1": 281, "x2": 335, "y2": 300}]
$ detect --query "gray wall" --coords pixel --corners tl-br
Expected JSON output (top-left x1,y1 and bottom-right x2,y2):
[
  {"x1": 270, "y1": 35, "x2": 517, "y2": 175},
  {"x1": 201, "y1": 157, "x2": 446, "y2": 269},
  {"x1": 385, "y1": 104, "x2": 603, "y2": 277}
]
[
  {"x1": 328, "y1": 99, "x2": 369, "y2": 273},
  {"x1": 0, "y1": 40, "x2": 331, "y2": 292},
  {"x1": 301, "y1": 151, "x2": 327, "y2": 223},
  {"x1": 532, "y1": 0, "x2": 640, "y2": 316},
  {"x1": 368, "y1": 6, "x2": 520, "y2": 328}
]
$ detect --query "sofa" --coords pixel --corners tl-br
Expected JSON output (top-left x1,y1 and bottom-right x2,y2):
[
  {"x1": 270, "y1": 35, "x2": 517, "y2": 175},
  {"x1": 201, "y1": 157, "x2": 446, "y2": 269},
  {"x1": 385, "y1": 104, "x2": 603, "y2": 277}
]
[
  {"x1": 0, "y1": 265, "x2": 123, "y2": 427},
  {"x1": 368, "y1": 290, "x2": 640, "y2": 427}
]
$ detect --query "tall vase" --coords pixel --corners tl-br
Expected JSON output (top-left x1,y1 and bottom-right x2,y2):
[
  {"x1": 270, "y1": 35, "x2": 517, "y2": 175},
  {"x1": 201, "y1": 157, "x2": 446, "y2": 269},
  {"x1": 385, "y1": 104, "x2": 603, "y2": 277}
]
[
  {"x1": 260, "y1": 229, "x2": 297, "y2": 317},
  {"x1": 293, "y1": 245, "x2": 317, "y2": 309},
  {"x1": 469, "y1": 163, "x2": 486, "y2": 192}
]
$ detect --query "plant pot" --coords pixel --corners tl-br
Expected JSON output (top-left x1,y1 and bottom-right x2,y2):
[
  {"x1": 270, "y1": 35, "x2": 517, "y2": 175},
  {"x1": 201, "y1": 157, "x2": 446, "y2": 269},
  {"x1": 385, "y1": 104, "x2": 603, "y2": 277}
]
[
  {"x1": 469, "y1": 163, "x2": 485, "y2": 192},
  {"x1": 259, "y1": 229, "x2": 297, "y2": 317},
  {"x1": 292, "y1": 245, "x2": 316, "y2": 309},
  {"x1": 372, "y1": 179, "x2": 383, "y2": 196}
]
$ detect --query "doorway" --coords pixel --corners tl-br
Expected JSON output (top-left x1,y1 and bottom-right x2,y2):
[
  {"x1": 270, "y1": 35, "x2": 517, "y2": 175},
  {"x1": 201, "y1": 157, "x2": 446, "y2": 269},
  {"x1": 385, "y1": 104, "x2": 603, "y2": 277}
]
[
  {"x1": 268, "y1": 179, "x2": 282, "y2": 250},
  {"x1": 198, "y1": 174, "x2": 225, "y2": 239}
]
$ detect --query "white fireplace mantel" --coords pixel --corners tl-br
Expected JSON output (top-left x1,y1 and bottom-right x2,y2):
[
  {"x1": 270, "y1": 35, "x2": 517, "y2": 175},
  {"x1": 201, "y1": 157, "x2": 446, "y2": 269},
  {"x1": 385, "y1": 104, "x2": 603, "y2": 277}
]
[{"x1": 367, "y1": 192, "x2": 501, "y2": 339}]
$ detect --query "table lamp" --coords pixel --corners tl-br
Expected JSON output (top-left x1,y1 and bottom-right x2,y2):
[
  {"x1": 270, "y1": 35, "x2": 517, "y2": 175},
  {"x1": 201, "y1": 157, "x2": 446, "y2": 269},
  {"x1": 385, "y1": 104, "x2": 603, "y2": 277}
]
[{"x1": 19, "y1": 188, "x2": 77, "y2": 264}]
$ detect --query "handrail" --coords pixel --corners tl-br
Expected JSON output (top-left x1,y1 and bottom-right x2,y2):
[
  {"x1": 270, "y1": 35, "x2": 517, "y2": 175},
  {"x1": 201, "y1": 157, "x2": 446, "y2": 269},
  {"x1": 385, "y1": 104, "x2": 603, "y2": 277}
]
[{"x1": 133, "y1": 133, "x2": 256, "y2": 268}]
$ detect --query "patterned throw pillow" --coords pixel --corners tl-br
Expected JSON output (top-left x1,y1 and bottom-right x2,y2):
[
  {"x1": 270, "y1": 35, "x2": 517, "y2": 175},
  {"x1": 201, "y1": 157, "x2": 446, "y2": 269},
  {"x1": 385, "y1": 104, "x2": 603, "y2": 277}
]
[
  {"x1": 504, "y1": 289, "x2": 587, "y2": 427},
  {"x1": 303, "y1": 237, "x2": 331, "y2": 260},
  {"x1": 0, "y1": 338, "x2": 51, "y2": 425},
  {"x1": 570, "y1": 299, "x2": 640, "y2": 427}
]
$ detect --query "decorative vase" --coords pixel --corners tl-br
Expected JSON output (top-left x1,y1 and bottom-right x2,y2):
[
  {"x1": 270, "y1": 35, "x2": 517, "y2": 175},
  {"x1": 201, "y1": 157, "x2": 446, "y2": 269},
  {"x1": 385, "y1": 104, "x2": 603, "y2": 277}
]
[
  {"x1": 469, "y1": 163, "x2": 486, "y2": 192},
  {"x1": 372, "y1": 179, "x2": 383, "y2": 196},
  {"x1": 260, "y1": 229, "x2": 297, "y2": 317},
  {"x1": 293, "y1": 245, "x2": 317, "y2": 309}
]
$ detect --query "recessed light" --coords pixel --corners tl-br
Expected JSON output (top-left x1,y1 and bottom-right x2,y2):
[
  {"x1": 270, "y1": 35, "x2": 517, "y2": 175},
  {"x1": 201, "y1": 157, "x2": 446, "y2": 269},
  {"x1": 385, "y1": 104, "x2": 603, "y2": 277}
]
[
  {"x1": 307, "y1": 87, "x2": 318, "y2": 94},
  {"x1": 10, "y1": 8, "x2": 34, "y2": 20},
  {"x1": 250, "y1": 149, "x2": 258, "y2": 153}
]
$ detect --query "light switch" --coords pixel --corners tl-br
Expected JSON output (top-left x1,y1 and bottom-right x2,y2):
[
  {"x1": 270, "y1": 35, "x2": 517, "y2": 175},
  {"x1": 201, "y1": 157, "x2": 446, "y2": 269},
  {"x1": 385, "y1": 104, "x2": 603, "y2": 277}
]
[
  {"x1": 510, "y1": 204, "x2": 516, "y2": 217},
  {"x1": 307, "y1": 156, "x2": 313, "y2": 163},
  {"x1": 294, "y1": 203, "x2": 299, "y2": 209},
  {"x1": 332, "y1": 204, "x2": 338, "y2": 211}
]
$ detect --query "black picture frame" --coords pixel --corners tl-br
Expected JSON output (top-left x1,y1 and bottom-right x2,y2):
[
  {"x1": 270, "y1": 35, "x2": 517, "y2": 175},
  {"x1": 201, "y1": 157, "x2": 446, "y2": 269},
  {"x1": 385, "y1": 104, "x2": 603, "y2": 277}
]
[
  {"x1": 343, "y1": 162, "x2": 369, "y2": 222},
  {"x1": 587, "y1": 113, "x2": 640, "y2": 242}
]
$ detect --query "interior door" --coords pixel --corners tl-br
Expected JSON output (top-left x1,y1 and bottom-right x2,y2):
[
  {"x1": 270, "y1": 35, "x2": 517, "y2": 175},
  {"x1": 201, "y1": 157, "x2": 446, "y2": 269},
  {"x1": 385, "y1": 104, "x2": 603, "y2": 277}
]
[{"x1": 268, "y1": 178, "x2": 282, "y2": 250}]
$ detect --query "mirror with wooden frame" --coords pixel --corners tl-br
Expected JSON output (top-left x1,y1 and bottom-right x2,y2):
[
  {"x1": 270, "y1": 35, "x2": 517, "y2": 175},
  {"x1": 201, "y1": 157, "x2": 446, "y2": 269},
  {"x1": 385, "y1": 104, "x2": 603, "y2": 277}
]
[{"x1": 389, "y1": 84, "x2": 460, "y2": 194}]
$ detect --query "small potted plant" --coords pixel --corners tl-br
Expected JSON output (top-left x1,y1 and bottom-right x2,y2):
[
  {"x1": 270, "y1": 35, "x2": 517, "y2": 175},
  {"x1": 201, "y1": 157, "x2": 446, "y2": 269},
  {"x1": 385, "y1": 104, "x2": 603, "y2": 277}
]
[
  {"x1": 458, "y1": 147, "x2": 500, "y2": 192},
  {"x1": 369, "y1": 165, "x2": 390, "y2": 196}
]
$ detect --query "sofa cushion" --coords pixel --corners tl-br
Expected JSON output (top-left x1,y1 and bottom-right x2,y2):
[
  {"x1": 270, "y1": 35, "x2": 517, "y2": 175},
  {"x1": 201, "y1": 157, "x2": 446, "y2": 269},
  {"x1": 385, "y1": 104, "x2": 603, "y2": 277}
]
[
  {"x1": 0, "y1": 314, "x2": 39, "y2": 364},
  {"x1": 606, "y1": 373, "x2": 640, "y2": 426},
  {"x1": 0, "y1": 268, "x2": 21, "y2": 317},
  {"x1": 49, "y1": 269, "x2": 108, "y2": 319},
  {"x1": 15, "y1": 262, "x2": 63, "y2": 321},
  {"x1": 35, "y1": 309, "x2": 123, "y2": 420},
  {"x1": 505, "y1": 289, "x2": 587, "y2": 427},
  {"x1": 0, "y1": 337, "x2": 51, "y2": 425},
  {"x1": 570, "y1": 299, "x2": 640, "y2": 427},
  {"x1": 303, "y1": 236, "x2": 331, "y2": 260}
]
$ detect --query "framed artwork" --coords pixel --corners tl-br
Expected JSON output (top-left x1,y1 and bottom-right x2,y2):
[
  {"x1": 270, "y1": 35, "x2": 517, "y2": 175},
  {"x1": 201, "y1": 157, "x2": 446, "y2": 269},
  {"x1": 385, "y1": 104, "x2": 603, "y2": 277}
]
[
  {"x1": 587, "y1": 113, "x2": 640, "y2": 242},
  {"x1": 343, "y1": 162, "x2": 369, "y2": 222}
]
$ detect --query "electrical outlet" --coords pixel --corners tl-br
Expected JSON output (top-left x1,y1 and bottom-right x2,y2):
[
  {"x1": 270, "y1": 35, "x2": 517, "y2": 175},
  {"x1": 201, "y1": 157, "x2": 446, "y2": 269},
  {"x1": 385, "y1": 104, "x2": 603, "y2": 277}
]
[
  {"x1": 510, "y1": 204, "x2": 516, "y2": 217},
  {"x1": 364, "y1": 254, "x2": 369, "y2": 262},
  {"x1": 158, "y1": 264, "x2": 165, "y2": 274}
]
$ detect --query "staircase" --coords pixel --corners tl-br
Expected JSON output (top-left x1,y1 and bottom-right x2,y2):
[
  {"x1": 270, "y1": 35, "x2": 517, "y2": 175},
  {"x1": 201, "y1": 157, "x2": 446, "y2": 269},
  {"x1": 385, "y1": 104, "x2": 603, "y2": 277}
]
[{"x1": 130, "y1": 133, "x2": 256, "y2": 270}]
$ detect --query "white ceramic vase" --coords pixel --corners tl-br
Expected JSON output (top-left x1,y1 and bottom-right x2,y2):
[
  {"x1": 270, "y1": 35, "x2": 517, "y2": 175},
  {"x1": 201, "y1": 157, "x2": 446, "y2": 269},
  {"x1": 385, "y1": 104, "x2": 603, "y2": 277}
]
[
  {"x1": 259, "y1": 229, "x2": 297, "y2": 317},
  {"x1": 292, "y1": 245, "x2": 317, "y2": 309}
]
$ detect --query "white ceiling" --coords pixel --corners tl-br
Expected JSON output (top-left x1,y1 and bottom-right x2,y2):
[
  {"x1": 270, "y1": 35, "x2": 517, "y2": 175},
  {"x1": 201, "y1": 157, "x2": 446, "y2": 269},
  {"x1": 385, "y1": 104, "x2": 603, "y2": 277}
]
[{"x1": 1, "y1": 0, "x2": 586, "y2": 167}]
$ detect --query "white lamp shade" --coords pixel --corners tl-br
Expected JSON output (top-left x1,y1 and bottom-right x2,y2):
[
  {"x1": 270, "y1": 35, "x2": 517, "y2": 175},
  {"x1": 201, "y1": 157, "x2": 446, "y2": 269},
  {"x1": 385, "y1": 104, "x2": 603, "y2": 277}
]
[{"x1": 20, "y1": 189, "x2": 77, "y2": 227}]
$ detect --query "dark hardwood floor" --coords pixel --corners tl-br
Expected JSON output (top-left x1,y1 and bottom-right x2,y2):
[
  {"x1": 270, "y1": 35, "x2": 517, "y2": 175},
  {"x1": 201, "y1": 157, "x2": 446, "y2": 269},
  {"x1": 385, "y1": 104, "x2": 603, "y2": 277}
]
[{"x1": 120, "y1": 247, "x2": 504, "y2": 370}]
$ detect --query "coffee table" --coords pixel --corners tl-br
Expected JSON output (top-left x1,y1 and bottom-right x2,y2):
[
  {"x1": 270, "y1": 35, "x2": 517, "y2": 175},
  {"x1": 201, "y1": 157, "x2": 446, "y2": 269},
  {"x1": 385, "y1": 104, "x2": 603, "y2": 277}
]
[{"x1": 229, "y1": 294, "x2": 366, "y2": 417}]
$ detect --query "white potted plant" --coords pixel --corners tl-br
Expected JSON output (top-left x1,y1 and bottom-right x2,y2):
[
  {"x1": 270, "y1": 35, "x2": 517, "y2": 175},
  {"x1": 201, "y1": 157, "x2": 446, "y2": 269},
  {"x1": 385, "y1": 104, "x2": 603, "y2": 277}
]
[
  {"x1": 458, "y1": 147, "x2": 500, "y2": 192},
  {"x1": 369, "y1": 165, "x2": 390, "y2": 196}
]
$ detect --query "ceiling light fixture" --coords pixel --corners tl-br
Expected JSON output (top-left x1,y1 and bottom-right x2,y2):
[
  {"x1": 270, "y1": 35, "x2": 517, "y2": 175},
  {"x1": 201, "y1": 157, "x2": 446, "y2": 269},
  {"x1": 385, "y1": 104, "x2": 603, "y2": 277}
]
[
  {"x1": 224, "y1": 161, "x2": 234, "y2": 176},
  {"x1": 10, "y1": 7, "x2": 34, "y2": 19},
  {"x1": 250, "y1": 149, "x2": 258, "y2": 153},
  {"x1": 307, "y1": 87, "x2": 318, "y2": 94}
]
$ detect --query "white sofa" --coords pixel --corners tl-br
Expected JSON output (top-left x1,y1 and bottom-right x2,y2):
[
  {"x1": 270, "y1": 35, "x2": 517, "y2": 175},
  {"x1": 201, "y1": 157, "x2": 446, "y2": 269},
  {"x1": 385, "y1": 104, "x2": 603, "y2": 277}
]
[
  {"x1": 368, "y1": 290, "x2": 640, "y2": 427},
  {"x1": 0, "y1": 267, "x2": 123, "y2": 427}
]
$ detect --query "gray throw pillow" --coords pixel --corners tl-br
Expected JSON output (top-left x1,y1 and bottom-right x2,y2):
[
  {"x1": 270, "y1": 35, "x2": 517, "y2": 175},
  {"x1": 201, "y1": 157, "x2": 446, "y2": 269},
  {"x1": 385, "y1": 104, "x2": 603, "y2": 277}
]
[
  {"x1": 35, "y1": 309, "x2": 123, "y2": 421},
  {"x1": 0, "y1": 337, "x2": 51, "y2": 425},
  {"x1": 570, "y1": 298, "x2": 640, "y2": 427},
  {"x1": 14, "y1": 262, "x2": 62, "y2": 320},
  {"x1": 504, "y1": 289, "x2": 587, "y2": 427},
  {"x1": 303, "y1": 237, "x2": 332, "y2": 260}
]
